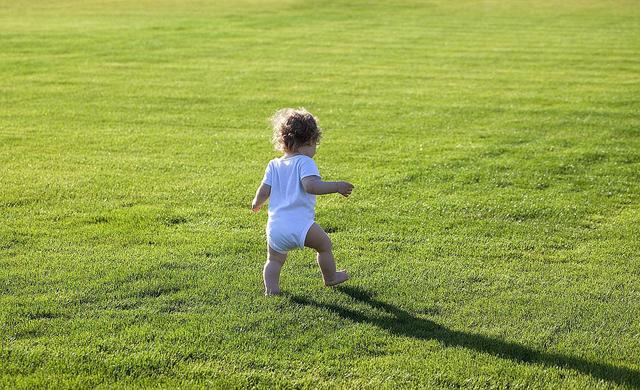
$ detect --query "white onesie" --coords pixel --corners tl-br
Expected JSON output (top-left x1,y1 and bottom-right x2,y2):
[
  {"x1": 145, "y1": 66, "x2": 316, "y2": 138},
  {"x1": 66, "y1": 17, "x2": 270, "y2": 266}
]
[{"x1": 262, "y1": 154, "x2": 320, "y2": 254}]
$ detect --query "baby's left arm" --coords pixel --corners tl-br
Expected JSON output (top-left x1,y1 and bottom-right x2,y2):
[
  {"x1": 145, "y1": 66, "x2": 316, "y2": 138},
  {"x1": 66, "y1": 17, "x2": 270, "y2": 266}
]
[{"x1": 251, "y1": 183, "x2": 271, "y2": 212}]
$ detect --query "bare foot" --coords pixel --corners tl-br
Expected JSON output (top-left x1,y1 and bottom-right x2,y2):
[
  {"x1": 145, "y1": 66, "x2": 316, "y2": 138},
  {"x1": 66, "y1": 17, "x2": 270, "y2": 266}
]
[
  {"x1": 324, "y1": 270, "x2": 350, "y2": 287},
  {"x1": 264, "y1": 288, "x2": 281, "y2": 296}
]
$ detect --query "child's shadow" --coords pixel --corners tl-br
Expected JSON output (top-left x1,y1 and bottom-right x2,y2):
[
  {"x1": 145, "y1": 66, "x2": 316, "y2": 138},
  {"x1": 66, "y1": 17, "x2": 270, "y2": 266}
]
[{"x1": 288, "y1": 286, "x2": 640, "y2": 388}]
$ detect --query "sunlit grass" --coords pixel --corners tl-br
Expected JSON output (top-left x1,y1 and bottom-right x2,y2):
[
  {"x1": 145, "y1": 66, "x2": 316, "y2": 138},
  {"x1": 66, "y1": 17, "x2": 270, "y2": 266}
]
[{"x1": 1, "y1": 0, "x2": 639, "y2": 387}]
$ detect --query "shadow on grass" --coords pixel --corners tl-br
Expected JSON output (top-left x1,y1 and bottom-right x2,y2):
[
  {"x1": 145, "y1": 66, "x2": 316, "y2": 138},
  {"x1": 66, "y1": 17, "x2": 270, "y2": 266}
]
[{"x1": 288, "y1": 286, "x2": 640, "y2": 388}]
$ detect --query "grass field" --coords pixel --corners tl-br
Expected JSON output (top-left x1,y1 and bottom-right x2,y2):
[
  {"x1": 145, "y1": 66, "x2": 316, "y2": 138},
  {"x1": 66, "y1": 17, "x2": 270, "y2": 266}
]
[{"x1": 1, "y1": 0, "x2": 640, "y2": 387}]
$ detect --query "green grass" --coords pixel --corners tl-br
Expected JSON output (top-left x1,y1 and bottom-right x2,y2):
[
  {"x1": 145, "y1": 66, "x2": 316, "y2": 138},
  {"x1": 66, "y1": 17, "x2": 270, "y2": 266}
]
[{"x1": 1, "y1": 0, "x2": 639, "y2": 387}]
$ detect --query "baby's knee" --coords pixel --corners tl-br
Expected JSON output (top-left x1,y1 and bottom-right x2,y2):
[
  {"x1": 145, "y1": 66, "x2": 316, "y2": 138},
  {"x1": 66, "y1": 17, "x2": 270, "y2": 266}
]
[
  {"x1": 267, "y1": 254, "x2": 286, "y2": 265},
  {"x1": 317, "y1": 237, "x2": 332, "y2": 253}
]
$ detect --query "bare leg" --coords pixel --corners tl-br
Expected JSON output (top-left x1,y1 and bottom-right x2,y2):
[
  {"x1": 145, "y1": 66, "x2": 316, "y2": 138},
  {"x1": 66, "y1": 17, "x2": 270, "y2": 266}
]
[
  {"x1": 304, "y1": 223, "x2": 349, "y2": 286},
  {"x1": 264, "y1": 245, "x2": 287, "y2": 295}
]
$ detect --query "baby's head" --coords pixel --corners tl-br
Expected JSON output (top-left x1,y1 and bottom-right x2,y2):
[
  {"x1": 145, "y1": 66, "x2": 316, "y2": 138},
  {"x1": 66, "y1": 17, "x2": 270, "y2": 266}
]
[{"x1": 271, "y1": 108, "x2": 321, "y2": 156}]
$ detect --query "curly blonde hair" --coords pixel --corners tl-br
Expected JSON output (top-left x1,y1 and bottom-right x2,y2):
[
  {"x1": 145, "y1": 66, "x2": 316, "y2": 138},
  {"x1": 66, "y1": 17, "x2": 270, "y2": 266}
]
[{"x1": 271, "y1": 108, "x2": 322, "y2": 152}]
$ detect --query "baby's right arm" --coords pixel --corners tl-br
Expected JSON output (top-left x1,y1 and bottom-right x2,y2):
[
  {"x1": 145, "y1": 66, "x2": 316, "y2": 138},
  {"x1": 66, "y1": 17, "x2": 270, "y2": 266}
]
[
  {"x1": 302, "y1": 176, "x2": 354, "y2": 197},
  {"x1": 251, "y1": 182, "x2": 271, "y2": 212}
]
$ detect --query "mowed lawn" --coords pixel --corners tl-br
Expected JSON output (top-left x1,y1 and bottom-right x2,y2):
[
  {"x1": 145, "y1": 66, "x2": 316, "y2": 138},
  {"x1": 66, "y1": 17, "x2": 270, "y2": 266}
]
[{"x1": 1, "y1": 0, "x2": 639, "y2": 387}]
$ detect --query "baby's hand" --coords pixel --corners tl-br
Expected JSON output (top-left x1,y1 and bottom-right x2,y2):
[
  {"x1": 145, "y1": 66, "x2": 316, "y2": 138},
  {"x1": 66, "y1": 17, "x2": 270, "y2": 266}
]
[{"x1": 337, "y1": 181, "x2": 354, "y2": 197}]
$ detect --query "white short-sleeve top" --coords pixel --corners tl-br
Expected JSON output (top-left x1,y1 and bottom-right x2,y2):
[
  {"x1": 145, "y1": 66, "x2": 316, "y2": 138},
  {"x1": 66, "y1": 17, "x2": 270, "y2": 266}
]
[{"x1": 262, "y1": 155, "x2": 321, "y2": 224}]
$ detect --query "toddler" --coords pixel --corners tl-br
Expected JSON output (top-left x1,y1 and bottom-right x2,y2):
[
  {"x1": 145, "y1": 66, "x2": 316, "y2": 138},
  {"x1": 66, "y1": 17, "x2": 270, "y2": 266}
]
[{"x1": 251, "y1": 108, "x2": 354, "y2": 295}]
